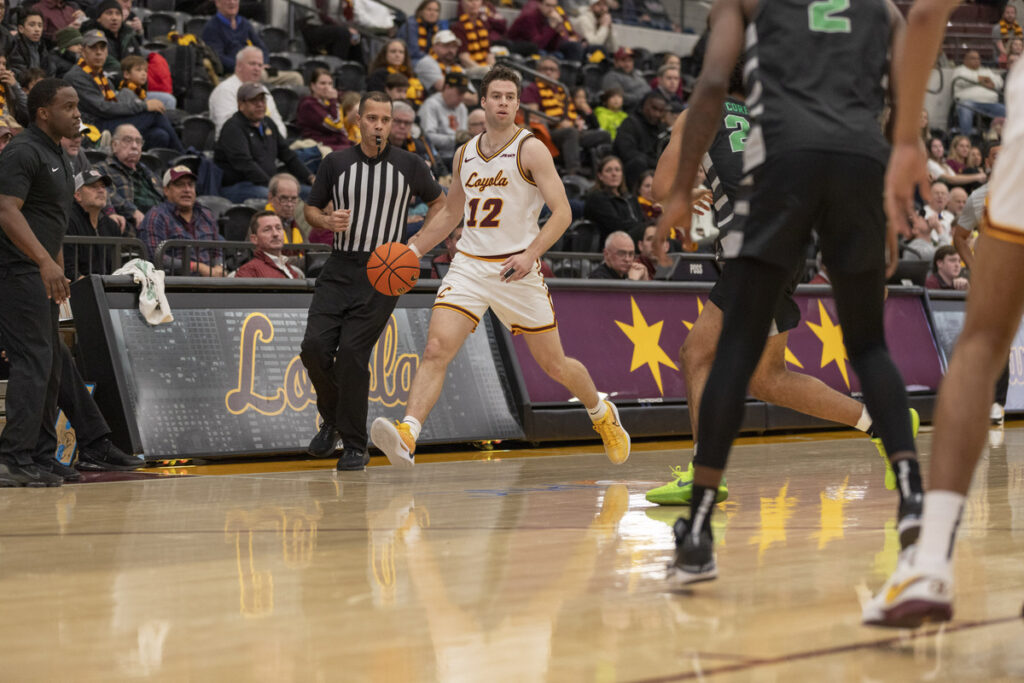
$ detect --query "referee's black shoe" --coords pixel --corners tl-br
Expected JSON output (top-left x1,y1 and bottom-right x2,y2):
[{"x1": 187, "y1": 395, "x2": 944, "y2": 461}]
[
  {"x1": 336, "y1": 448, "x2": 370, "y2": 471},
  {"x1": 36, "y1": 458, "x2": 83, "y2": 483},
  {"x1": 309, "y1": 423, "x2": 341, "y2": 458},
  {"x1": 77, "y1": 437, "x2": 145, "y2": 471},
  {"x1": 0, "y1": 461, "x2": 63, "y2": 487}
]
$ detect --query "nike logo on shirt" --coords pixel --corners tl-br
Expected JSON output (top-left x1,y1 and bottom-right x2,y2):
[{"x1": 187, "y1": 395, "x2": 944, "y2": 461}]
[{"x1": 51, "y1": 167, "x2": 59, "y2": 173}]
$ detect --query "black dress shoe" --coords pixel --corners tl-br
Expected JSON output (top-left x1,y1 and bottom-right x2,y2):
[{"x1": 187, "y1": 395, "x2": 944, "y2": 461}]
[
  {"x1": 336, "y1": 448, "x2": 370, "y2": 471},
  {"x1": 0, "y1": 462, "x2": 63, "y2": 488},
  {"x1": 36, "y1": 458, "x2": 83, "y2": 482},
  {"x1": 309, "y1": 423, "x2": 341, "y2": 458},
  {"x1": 76, "y1": 438, "x2": 145, "y2": 471}
]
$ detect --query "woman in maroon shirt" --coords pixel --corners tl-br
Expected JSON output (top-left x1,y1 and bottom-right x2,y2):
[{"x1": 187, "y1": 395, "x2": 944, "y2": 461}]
[{"x1": 296, "y1": 68, "x2": 352, "y2": 151}]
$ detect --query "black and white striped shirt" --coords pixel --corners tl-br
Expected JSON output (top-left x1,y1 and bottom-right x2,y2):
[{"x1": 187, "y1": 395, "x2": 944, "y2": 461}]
[{"x1": 307, "y1": 145, "x2": 442, "y2": 253}]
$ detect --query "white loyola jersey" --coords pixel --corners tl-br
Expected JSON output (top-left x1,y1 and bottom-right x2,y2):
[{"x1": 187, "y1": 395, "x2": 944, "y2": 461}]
[{"x1": 454, "y1": 128, "x2": 545, "y2": 258}]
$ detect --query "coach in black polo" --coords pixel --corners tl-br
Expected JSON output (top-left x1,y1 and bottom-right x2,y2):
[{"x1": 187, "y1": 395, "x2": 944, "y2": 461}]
[
  {"x1": 301, "y1": 91, "x2": 444, "y2": 471},
  {"x1": 0, "y1": 78, "x2": 83, "y2": 487}
]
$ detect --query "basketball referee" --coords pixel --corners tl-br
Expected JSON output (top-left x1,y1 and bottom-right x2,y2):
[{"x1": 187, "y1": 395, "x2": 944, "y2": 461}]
[
  {"x1": 301, "y1": 92, "x2": 444, "y2": 471},
  {"x1": 0, "y1": 79, "x2": 83, "y2": 487}
]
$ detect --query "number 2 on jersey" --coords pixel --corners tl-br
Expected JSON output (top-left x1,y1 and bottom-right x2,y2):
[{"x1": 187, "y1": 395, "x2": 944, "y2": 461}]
[
  {"x1": 466, "y1": 197, "x2": 504, "y2": 228},
  {"x1": 724, "y1": 115, "x2": 749, "y2": 153},
  {"x1": 808, "y1": 0, "x2": 851, "y2": 33}
]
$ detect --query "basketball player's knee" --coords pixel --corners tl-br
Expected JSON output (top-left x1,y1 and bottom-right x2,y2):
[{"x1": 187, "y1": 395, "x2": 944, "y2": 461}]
[
  {"x1": 680, "y1": 335, "x2": 713, "y2": 375},
  {"x1": 421, "y1": 336, "x2": 455, "y2": 366},
  {"x1": 538, "y1": 354, "x2": 570, "y2": 383}
]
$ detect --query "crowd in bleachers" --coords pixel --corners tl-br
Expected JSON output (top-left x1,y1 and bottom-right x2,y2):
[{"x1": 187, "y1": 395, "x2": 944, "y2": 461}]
[{"x1": 0, "y1": 0, "x2": 1017, "y2": 287}]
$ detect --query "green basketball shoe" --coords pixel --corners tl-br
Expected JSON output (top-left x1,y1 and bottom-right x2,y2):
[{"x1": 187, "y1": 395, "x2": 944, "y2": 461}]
[
  {"x1": 645, "y1": 462, "x2": 729, "y2": 506},
  {"x1": 871, "y1": 408, "x2": 921, "y2": 490}
]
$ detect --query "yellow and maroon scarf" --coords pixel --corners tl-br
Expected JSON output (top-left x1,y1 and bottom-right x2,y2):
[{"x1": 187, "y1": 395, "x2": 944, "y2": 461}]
[
  {"x1": 387, "y1": 65, "x2": 426, "y2": 106},
  {"x1": 320, "y1": 98, "x2": 346, "y2": 132},
  {"x1": 458, "y1": 12, "x2": 490, "y2": 65},
  {"x1": 1000, "y1": 19, "x2": 1023, "y2": 40},
  {"x1": 554, "y1": 6, "x2": 579, "y2": 40},
  {"x1": 417, "y1": 21, "x2": 437, "y2": 53},
  {"x1": 120, "y1": 80, "x2": 147, "y2": 101},
  {"x1": 430, "y1": 50, "x2": 465, "y2": 79},
  {"x1": 79, "y1": 59, "x2": 117, "y2": 101},
  {"x1": 0, "y1": 86, "x2": 6, "y2": 119},
  {"x1": 535, "y1": 80, "x2": 577, "y2": 121}
]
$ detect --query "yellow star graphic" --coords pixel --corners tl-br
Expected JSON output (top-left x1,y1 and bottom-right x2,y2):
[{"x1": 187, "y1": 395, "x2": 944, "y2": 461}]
[
  {"x1": 683, "y1": 297, "x2": 803, "y2": 368},
  {"x1": 682, "y1": 298, "x2": 705, "y2": 331},
  {"x1": 615, "y1": 297, "x2": 678, "y2": 395},
  {"x1": 806, "y1": 300, "x2": 850, "y2": 388}
]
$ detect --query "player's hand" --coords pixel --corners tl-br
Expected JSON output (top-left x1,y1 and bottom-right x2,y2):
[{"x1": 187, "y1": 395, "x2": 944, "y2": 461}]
[
  {"x1": 690, "y1": 187, "x2": 712, "y2": 216},
  {"x1": 146, "y1": 99, "x2": 165, "y2": 113},
  {"x1": 40, "y1": 258, "x2": 71, "y2": 304},
  {"x1": 884, "y1": 141, "x2": 930, "y2": 278},
  {"x1": 326, "y1": 209, "x2": 351, "y2": 232},
  {"x1": 655, "y1": 192, "x2": 693, "y2": 253},
  {"x1": 499, "y1": 252, "x2": 535, "y2": 283}
]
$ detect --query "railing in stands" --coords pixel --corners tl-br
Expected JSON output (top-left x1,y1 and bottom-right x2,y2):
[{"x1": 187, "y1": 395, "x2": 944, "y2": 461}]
[
  {"x1": 153, "y1": 240, "x2": 333, "y2": 276},
  {"x1": 498, "y1": 59, "x2": 570, "y2": 127},
  {"x1": 64, "y1": 236, "x2": 149, "y2": 281}
]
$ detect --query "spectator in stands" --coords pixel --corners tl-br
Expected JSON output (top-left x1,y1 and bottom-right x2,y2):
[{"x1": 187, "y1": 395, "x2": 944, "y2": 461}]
[
  {"x1": 81, "y1": 0, "x2": 142, "y2": 73},
  {"x1": 613, "y1": 90, "x2": 667, "y2": 187},
  {"x1": 61, "y1": 129, "x2": 91, "y2": 174},
  {"x1": 419, "y1": 72, "x2": 469, "y2": 161},
  {"x1": 453, "y1": 0, "x2": 506, "y2": 76},
  {"x1": 945, "y1": 133, "x2": 971, "y2": 172},
  {"x1": 636, "y1": 224, "x2": 668, "y2": 278},
  {"x1": 35, "y1": 0, "x2": 87, "y2": 42},
  {"x1": 295, "y1": 1, "x2": 362, "y2": 63},
  {"x1": 576, "y1": 0, "x2": 617, "y2": 51},
  {"x1": 0, "y1": 56, "x2": 28, "y2": 129},
  {"x1": 467, "y1": 106, "x2": 486, "y2": 136},
  {"x1": 602, "y1": 47, "x2": 650, "y2": 110},
  {"x1": 948, "y1": 186, "x2": 969, "y2": 220},
  {"x1": 415, "y1": 29, "x2": 466, "y2": 96},
  {"x1": 523, "y1": 57, "x2": 611, "y2": 176},
  {"x1": 296, "y1": 67, "x2": 352, "y2": 151},
  {"x1": 400, "y1": 0, "x2": 449, "y2": 63},
  {"x1": 385, "y1": 73, "x2": 411, "y2": 103},
  {"x1": 902, "y1": 210, "x2": 936, "y2": 263},
  {"x1": 926, "y1": 245, "x2": 969, "y2": 291},
  {"x1": 953, "y1": 49, "x2": 1005, "y2": 136},
  {"x1": 571, "y1": 87, "x2": 598, "y2": 129},
  {"x1": 65, "y1": 31, "x2": 184, "y2": 150},
  {"x1": 266, "y1": 173, "x2": 305, "y2": 244},
  {"x1": 236, "y1": 211, "x2": 304, "y2": 279},
  {"x1": 390, "y1": 100, "x2": 449, "y2": 181},
  {"x1": 210, "y1": 47, "x2": 289, "y2": 138},
  {"x1": 119, "y1": 55, "x2": 175, "y2": 111},
  {"x1": 589, "y1": 230, "x2": 649, "y2": 280},
  {"x1": 367, "y1": 39, "x2": 426, "y2": 106},
  {"x1": 118, "y1": 0, "x2": 144, "y2": 35},
  {"x1": 509, "y1": 0, "x2": 585, "y2": 61},
  {"x1": 64, "y1": 169, "x2": 122, "y2": 278},
  {"x1": 0, "y1": 0, "x2": 12, "y2": 59},
  {"x1": 924, "y1": 180, "x2": 953, "y2": 244},
  {"x1": 97, "y1": 124, "x2": 164, "y2": 228},
  {"x1": 1008, "y1": 38, "x2": 1024, "y2": 67},
  {"x1": 994, "y1": 4, "x2": 1022, "y2": 67},
  {"x1": 137, "y1": 165, "x2": 225, "y2": 275},
  {"x1": 584, "y1": 155, "x2": 645, "y2": 240},
  {"x1": 9, "y1": 9, "x2": 56, "y2": 82},
  {"x1": 340, "y1": 91, "x2": 362, "y2": 143},
  {"x1": 926, "y1": 136, "x2": 986, "y2": 188},
  {"x1": 595, "y1": 86, "x2": 627, "y2": 139},
  {"x1": 201, "y1": 0, "x2": 302, "y2": 87},
  {"x1": 215, "y1": 82, "x2": 316, "y2": 203},
  {"x1": 635, "y1": 169, "x2": 659, "y2": 224},
  {"x1": 52, "y1": 27, "x2": 84, "y2": 78},
  {"x1": 652, "y1": 63, "x2": 684, "y2": 106}
]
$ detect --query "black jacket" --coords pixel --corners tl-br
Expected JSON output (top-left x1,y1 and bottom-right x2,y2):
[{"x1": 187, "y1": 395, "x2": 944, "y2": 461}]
[
  {"x1": 7, "y1": 35, "x2": 57, "y2": 82},
  {"x1": 612, "y1": 113, "x2": 665, "y2": 171},
  {"x1": 583, "y1": 188, "x2": 645, "y2": 241},
  {"x1": 64, "y1": 201, "x2": 122, "y2": 278},
  {"x1": 214, "y1": 112, "x2": 309, "y2": 187},
  {"x1": 588, "y1": 262, "x2": 628, "y2": 279}
]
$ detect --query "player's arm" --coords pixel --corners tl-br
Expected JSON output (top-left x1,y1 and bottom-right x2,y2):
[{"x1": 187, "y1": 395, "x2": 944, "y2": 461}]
[
  {"x1": 885, "y1": 0, "x2": 961, "y2": 238},
  {"x1": 653, "y1": 0, "x2": 745, "y2": 250},
  {"x1": 500, "y1": 136, "x2": 570, "y2": 282},
  {"x1": 952, "y1": 224, "x2": 975, "y2": 272},
  {"x1": 0, "y1": 194, "x2": 70, "y2": 303},
  {"x1": 407, "y1": 144, "x2": 469, "y2": 257},
  {"x1": 652, "y1": 109, "x2": 686, "y2": 202}
]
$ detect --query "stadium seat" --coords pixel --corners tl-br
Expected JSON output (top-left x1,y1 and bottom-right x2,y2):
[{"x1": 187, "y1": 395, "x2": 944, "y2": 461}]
[
  {"x1": 140, "y1": 152, "x2": 167, "y2": 177},
  {"x1": 581, "y1": 63, "x2": 604, "y2": 100},
  {"x1": 144, "y1": 12, "x2": 176, "y2": 40},
  {"x1": 182, "y1": 78, "x2": 214, "y2": 115},
  {"x1": 268, "y1": 54, "x2": 293, "y2": 71},
  {"x1": 334, "y1": 61, "x2": 367, "y2": 93},
  {"x1": 198, "y1": 195, "x2": 233, "y2": 218},
  {"x1": 559, "y1": 61, "x2": 581, "y2": 89},
  {"x1": 144, "y1": 0, "x2": 175, "y2": 11},
  {"x1": 221, "y1": 204, "x2": 258, "y2": 242},
  {"x1": 184, "y1": 16, "x2": 208, "y2": 36},
  {"x1": 261, "y1": 27, "x2": 290, "y2": 53},
  {"x1": 271, "y1": 87, "x2": 301, "y2": 123},
  {"x1": 559, "y1": 219, "x2": 601, "y2": 253},
  {"x1": 181, "y1": 115, "x2": 215, "y2": 151},
  {"x1": 84, "y1": 148, "x2": 109, "y2": 165}
]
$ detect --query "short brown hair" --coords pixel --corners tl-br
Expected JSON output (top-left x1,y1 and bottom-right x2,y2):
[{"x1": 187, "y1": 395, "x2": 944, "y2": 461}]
[
  {"x1": 481, "y1": 64, "x2": 521, "y2": 99},
  {"x1": 120, "y1": 55, "x2": 146, "y2": 73},
  {"x1": 249, "y1": 210, "x2": 280, "y2": 235}
]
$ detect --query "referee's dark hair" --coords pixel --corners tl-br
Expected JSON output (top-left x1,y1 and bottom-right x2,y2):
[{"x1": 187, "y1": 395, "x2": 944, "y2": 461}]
[
  {"x1": 481, "y1": 64, "x2": 522, "y2": 98},
  {"x1": 359, "y1": 91, "x2": 392, "y2": 115},
  {"x1": 248, "y1": 209, "x2": 279, "y2": 235},
  {"x1": 28, "y1": 77, "x2": 72, "y2": 122}
]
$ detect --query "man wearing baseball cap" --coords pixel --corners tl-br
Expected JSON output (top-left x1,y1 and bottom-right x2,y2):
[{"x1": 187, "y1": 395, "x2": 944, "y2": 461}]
[
  {"x1": 80, "y1": 0, "x2": 143, "y2": 72},
  {"x1": 136, "y1": 165, "x2": 225, "y2": 276},
  {"x1": 64, "y1": 168, "x2": 120, "y2": 278},
  {"x1": 418, "y1": 71, "x2": 469, "y2": 161},
  {"x1": 415, "y1": 29, "x2": 467, "y2": 96},
  {"x1": 602, "y1": 46, "x2": 650, "y2": 109}
]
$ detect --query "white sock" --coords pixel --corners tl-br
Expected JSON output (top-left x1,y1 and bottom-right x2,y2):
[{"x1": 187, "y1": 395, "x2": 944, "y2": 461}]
[
  {"x1": 916, "y1": 490, "x2": 965, "y2": 570},
  {"x1": 401, "y1": 416, "x2": 422, "y2": 442},
  {"x1": 855, "y1": 406, "x2": 872, "y2": 433},
  {"x1": 587, "y1": 400, "x2": 608, "y2": 422}
]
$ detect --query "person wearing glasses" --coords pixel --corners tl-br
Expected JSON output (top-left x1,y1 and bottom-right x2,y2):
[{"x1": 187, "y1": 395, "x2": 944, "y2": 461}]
[{"x1": 588, "y1": 230, "x2": 649, "y2": 280}]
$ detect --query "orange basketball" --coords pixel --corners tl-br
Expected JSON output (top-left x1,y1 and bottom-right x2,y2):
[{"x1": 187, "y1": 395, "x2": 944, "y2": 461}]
[{"x1": 366, "y1": 242, "x2": 420, "y2": 296}]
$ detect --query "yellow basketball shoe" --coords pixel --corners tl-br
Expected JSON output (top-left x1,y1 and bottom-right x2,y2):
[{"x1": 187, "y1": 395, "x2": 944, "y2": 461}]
[
  {"x1": 593, "y1": 400, "x2": 630, "y2": 464},
  {"x1": 645, "y1": 462, "x2": 729, "y2": 506},
  {"x1": 871, "y1": 408, "x2": 920, "y2": 490},
  {"x1": 371, "y1": 418, "x2": 416, "y2": 467}
]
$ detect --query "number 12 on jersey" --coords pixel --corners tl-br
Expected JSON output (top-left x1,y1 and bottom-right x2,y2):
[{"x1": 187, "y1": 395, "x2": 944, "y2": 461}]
[{"x1": 466, "y1": 197, "x2": 504, "y2": 228}]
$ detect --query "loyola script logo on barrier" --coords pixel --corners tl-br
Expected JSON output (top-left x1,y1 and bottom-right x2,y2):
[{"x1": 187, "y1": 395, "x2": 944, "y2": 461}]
[{"x1": 225, "y1": 312, "x2": 420, "y2": 416}]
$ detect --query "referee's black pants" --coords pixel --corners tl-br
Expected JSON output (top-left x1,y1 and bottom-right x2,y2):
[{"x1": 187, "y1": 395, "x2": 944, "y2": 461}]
[
  {"x1": 0, "y1": 270, "x2": 62, "y2": 466},
  {"x1": 300, "y1": 252, "x2": 398, "y2": 452}
]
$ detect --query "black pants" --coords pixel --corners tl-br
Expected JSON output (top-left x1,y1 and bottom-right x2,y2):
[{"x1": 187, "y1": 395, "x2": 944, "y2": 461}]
[
  {"x1": 0, "y1": 270, "x2": 61, "y2": 466},
  {"x1": 57, "y1": 341, "x2": 110, "y2": 447},
  {"x1": 300, "y1": 252, "x2": 398, "y2": 451},
  {"x1": 551, "y1": 127, "x2": 611, "y2": 175}
]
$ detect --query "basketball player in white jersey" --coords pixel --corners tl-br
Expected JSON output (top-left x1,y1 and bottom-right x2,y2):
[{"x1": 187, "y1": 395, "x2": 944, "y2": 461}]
[
  {"x1": 864, "y1": 0, "x2": 1024, "y2": 627},
  {"x1": 371, "y1": 65, "x2": 630, "y2": 467}
]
